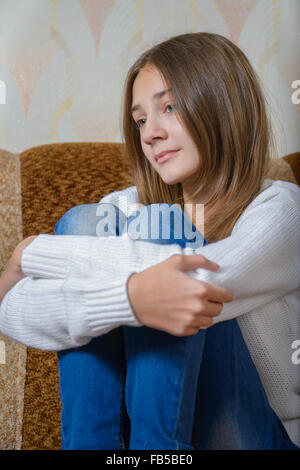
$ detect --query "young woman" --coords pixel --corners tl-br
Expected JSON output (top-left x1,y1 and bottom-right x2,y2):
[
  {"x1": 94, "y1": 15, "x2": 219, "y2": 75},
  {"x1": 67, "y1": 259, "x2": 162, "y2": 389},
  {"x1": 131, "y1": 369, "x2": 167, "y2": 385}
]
[{"x1": 0, "y1": 33, "x2": 299, "y2": 450}]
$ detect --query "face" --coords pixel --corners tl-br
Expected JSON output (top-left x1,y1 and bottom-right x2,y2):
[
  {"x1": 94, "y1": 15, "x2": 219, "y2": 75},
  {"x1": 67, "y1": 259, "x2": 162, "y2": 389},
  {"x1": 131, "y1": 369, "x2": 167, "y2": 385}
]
[{"x1": 131, "y1": 65, "x2": 201, "y2": 189}]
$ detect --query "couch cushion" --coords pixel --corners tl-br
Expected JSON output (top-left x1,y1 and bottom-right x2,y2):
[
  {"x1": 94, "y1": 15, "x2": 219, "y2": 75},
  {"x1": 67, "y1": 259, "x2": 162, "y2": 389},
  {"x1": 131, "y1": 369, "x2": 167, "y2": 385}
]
[
  {"x1": 0, "y1": 149, "x2": 27, "y2": 450},
  {"x1": 283, "y1": 152, "x2": 300, "y2": 185},
  {"x1": 267, "y1": 155, "x2": 297, "y2": 184}
]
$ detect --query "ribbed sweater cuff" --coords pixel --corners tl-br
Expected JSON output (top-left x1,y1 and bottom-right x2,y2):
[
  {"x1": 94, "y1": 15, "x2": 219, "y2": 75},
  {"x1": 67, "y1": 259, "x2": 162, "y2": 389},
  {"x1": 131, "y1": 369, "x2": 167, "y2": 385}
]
[
  {"x1": 21, "y1": 234, "x2": 77, "y2": 279},
  {"x1": 0, "y1": 278, "x2": 75, "y2": 350},
  {"x1": 63, "y1": 270, "x2": 142, "y2": 340}
]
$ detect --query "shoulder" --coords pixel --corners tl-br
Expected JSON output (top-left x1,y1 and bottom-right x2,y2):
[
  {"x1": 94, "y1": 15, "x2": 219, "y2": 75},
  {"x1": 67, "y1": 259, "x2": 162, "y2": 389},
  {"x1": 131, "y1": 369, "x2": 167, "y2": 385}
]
[
  {"x1": 234, "y1": 179, "x2": 300, "y2": 232},
  {"x1": 249, "y1": 178, "x2": 299, "y2": 210},
  {"x1": 258, "y1": 179, "x2": 300, "y2": 206}
]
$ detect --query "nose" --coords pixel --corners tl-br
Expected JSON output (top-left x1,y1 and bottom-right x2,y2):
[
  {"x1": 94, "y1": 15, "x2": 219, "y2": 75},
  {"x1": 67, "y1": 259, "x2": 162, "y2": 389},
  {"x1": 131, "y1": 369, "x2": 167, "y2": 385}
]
[{"x1": 141, "y1": 115, "x2": 168, "y2": 145}]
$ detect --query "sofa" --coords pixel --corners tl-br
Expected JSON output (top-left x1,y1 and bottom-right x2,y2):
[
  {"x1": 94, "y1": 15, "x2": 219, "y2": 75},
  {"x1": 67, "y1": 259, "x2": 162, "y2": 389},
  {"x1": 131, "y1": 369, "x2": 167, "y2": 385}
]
[{"x1": 0, "y1": 142, "x2": 299, "y2": 450}]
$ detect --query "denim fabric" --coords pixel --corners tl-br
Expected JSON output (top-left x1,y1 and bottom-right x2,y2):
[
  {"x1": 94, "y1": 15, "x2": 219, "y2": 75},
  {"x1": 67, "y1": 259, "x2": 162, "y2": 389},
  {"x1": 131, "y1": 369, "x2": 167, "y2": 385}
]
[{"x1": 55, "y1": 202, "x2": 299, "y2": 450}]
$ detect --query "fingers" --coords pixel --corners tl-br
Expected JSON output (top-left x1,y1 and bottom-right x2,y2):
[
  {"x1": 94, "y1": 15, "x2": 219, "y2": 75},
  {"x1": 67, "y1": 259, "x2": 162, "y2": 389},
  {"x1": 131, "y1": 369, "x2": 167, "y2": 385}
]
[
  {"x1": 186, "y1": 301, "x2": 223, "y2": 334},
  {"x1": 177, "y1": 253, "x2": 220, "y2": 272},
  {"x1": 182, "y1": 314, "x2": 215, "y2": 336},
  {"x1": 196, "y1": 280, "x2": 233, "y2": 304},
  {"x1": 202, "y1": 299, "x2": 224, "y2": 317}
]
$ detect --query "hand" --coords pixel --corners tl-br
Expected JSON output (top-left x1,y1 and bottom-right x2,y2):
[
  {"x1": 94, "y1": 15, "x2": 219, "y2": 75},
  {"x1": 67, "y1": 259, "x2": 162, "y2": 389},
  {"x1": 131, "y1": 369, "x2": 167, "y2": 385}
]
[
  {"x1": 126, "y1": 253, "x2": 234, "y2": 336},
  {"x1": 0, "y1": 235, "x2": 37, "y2": 303}
]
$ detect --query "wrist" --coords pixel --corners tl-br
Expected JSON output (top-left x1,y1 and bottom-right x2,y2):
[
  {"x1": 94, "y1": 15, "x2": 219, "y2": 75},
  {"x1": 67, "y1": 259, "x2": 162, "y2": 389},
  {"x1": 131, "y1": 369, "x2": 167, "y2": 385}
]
[
  {"x1": 11, "y1": 235, "x2": 38, "y2": 273},
  {"x1": 0, "y1": 268, "x2": 25, "y2": 303},
  {"x1": 126, "y1": 272, "x2": 142, "y2": 323}
]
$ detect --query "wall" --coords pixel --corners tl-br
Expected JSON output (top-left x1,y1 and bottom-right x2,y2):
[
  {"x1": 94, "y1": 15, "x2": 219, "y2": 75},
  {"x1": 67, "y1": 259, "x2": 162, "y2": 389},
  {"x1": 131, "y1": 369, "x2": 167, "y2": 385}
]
[{"x1": 0, "y1": 0, "x2": 299, "y2": 156}]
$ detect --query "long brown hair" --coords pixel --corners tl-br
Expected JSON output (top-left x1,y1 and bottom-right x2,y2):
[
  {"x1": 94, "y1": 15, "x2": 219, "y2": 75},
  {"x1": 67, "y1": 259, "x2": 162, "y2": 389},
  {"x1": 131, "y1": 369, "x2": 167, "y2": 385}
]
[{"x1": 122, "y1": 32, "x2": 276, "y2": 242}]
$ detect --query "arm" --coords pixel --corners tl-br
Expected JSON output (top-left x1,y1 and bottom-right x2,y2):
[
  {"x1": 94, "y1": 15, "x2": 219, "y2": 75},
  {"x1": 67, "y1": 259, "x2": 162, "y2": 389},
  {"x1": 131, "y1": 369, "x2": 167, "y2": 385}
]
[
  {"x1": 2, "y1": 183, "x2": 297, "y2": 349},
  {"x1": 0, "y1": 235, "x2": 142, "y2": 350},
  {"x1": 125, "y1": 184, "x2": 300, "y2": 331},
  {"x1": 0, "y1": 268, "x2": 139, "y2": 351},
  {"x1": 0, "y1": 236, "x2": 37, "y2": 302},
  {"x1": 0, "y1": 233, "x2": 230, "y2": 349},
  {"x1": 190, "y1": 192, "x2": 300, "y2": 324}
]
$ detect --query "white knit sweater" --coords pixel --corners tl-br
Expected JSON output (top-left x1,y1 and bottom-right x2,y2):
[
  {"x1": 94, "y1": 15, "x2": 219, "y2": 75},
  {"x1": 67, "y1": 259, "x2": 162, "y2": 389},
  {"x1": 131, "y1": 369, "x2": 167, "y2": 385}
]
[{"x1": 0, "y1": 178, "x2": 300, "y2": 446}]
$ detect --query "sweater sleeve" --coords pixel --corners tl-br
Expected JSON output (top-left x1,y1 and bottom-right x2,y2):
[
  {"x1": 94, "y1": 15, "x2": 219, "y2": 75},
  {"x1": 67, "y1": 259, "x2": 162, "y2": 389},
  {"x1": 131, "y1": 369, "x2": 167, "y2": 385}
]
[
  {"x1": 0, "y1": 269, "x2": 140, "y2": 351},
  {"x1": 0, "y1": 188, "x2": 142, "y2": 351},
  {"x1": 1, "y1": 182, "x2": 299, "y2": 350},
  {"x1": 0, "y1": 231, "x2": 182, "y2": 350},
  {"x1": 95, "y1": 181, "x2": 299, "y2": 325},
  {"x1": 189, "y1": 193, "x2": 300, "y2": 324},
  {"x1": 0, "y1": 185, "x2": 180, "y2": 351}
]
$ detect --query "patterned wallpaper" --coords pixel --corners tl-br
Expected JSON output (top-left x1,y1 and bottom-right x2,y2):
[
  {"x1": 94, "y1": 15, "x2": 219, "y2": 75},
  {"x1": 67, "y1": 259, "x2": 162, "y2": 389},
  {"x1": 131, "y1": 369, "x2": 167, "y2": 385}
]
[{"x1": 0, "y1": 0, "x2": 299, "y2": 156}]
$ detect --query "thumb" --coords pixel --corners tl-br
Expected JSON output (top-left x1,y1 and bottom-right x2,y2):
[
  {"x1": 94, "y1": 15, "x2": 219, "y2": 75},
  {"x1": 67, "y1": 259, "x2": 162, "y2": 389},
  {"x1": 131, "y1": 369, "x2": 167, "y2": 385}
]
[{"x1": 179, "y1": 253, "x2": 220, "y2": 272}]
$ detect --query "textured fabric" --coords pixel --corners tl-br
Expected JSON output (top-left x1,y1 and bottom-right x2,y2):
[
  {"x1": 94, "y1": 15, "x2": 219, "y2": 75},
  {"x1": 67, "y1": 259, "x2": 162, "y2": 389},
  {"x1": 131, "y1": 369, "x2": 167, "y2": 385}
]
[
  {"x1": 0, "y1": 149, "x2": 26, "y2": 450},
  {"x1": 266, "y1": 155, "x2": 297, "y2": 184},
  {"x1": 284, "y1": 152, "x2": 300, "y2": 186}
]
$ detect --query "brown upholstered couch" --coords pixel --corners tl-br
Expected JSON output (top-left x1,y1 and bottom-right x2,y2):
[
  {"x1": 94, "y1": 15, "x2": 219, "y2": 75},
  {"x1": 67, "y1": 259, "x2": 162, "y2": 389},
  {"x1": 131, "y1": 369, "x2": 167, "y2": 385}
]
[{"x1": 0, "y1": 142, "x2": 299, "y2": 450}]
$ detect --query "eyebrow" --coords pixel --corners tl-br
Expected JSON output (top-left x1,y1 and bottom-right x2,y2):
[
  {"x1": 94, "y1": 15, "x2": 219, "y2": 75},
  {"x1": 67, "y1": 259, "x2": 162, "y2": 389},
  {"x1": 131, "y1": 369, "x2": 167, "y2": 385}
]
[{"x1": 131, "y1": 88, "x2": 172, "y2": 114}]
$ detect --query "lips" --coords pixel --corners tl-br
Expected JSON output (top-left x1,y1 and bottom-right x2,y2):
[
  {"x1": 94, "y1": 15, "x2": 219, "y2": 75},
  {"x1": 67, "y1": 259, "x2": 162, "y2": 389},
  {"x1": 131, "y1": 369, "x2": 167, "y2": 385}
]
[{"x1": 155, "y1": 149, "x2": 179, "y2": 161}]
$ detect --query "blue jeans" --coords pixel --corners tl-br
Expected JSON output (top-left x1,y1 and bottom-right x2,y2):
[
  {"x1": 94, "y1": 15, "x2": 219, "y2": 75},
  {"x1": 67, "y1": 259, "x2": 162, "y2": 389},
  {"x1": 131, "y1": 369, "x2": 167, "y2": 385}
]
[{"x1": 55, "y1": 202, "x2": 298, "y2": 450}]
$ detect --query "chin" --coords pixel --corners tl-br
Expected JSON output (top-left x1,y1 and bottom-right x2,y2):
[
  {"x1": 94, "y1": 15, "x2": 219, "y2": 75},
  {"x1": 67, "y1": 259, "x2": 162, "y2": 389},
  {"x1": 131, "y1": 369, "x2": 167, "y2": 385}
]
[
  {"x1": 158, "y1": 170, "x2": 183, "y2": 185},
  {"x1": 160, "y1": 176, "x2": 183, "y2": 186},
  {"x1": 161, "y1": 169, "x2": 195, "y2": 186}
]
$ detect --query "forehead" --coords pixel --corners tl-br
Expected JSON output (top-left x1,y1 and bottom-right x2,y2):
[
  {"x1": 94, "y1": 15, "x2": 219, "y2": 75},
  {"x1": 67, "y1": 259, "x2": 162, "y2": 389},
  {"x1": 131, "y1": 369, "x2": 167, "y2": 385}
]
[{"x1": 132, "y1": 66, "x2": 169, "y2": 101}]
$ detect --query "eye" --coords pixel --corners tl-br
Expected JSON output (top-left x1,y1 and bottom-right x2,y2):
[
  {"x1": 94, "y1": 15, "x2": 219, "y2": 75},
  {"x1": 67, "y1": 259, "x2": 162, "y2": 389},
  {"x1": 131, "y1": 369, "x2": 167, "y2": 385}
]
[
  {"x1": 165, "y1": 104, "x2": 174, "y2": 113},
  {"x1": 165, "y1": 104, "x2": 176, "y2": 113},
  {"x1": 136, "y1": 118, "x2": 146, "y2": 129}
]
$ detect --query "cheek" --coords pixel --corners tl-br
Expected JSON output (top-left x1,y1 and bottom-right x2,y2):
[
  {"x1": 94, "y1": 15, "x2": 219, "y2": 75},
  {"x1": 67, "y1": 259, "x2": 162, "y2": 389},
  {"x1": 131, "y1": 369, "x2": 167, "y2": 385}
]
[
  {"x1": 140, "y1": 143, "x2": 153, "y2": 166},
  {"x1": 141, "y1": 141, "x2": 149, "y2": 159},
  {"x1": 184, "y1": 138, "x2": 200, "y2": 163}
]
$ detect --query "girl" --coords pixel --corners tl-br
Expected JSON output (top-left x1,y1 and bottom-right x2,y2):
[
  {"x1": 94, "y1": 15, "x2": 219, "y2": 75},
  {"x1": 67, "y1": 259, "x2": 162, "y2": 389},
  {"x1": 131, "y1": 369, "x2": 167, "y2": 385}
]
[{"x1": 0, "y1": 33, "x2": 299, "y2": 450}]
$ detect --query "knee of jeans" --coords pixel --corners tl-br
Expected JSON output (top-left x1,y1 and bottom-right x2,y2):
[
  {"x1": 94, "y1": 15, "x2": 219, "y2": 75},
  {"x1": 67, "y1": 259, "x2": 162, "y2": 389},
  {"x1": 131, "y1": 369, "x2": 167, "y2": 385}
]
[
  {"x1": 95, "y1": 203, "x2": 127, "y2": 236},
  {"x1": 54, "y1": 204, "x2": 100, "y2": 236}
]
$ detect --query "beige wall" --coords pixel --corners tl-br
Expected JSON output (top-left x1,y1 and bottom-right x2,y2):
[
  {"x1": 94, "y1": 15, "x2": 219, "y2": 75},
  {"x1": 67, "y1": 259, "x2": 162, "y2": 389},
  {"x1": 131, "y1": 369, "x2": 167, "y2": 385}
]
[{"x1": 0, "y1": 0, "x2": 299, "y2": 156}]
